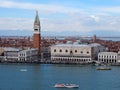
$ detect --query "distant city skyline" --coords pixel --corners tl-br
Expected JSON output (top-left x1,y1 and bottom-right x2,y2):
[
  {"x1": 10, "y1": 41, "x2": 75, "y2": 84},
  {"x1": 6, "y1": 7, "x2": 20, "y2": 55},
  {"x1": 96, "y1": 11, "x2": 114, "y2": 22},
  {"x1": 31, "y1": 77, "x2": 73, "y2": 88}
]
[{"x1": 0, "y1": 0, "x2": 120, "y2": 36}]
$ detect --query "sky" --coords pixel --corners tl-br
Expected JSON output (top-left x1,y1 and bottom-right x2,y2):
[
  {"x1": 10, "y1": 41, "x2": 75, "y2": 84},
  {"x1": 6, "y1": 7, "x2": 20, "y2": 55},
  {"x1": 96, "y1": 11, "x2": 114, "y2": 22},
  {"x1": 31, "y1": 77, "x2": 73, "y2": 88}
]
[{"x1": 0, "y1": 0, "x2": 120, "y2": 36}]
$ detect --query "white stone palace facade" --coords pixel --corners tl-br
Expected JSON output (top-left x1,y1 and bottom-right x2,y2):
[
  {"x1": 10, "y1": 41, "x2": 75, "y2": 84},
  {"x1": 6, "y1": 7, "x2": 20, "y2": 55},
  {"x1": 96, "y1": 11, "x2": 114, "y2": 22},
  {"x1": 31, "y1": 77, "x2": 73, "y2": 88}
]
[
  {"x1": 98, "y1": 52, "x2": 118, "y2": 64},
  {"x1": 51, "y1": 42, "x2": 106, "y2": 64}
]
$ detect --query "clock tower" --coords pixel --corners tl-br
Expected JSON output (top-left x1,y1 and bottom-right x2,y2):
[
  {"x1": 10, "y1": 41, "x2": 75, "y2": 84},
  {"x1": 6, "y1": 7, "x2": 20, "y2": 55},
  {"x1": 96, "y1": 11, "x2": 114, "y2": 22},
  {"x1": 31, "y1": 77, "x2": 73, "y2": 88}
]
[{"x1": 33, "y1": 11, "x2": 41, "y2": 54}]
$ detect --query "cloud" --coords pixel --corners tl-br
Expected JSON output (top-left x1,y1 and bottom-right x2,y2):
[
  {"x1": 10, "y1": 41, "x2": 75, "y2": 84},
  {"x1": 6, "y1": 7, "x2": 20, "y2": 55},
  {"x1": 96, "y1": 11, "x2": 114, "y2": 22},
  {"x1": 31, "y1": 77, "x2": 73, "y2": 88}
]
[
  {"x1": 0, "y1": 0, "x2": 120, "y2": 36},
  {"x1": 1, "y1": 0, "x2": 120, "y2": 14},
  {"x1": 1, "y1": 1, "x2": 120, "y2": 16},
  {"x1": 90, "y1": 15, "x2": 100, "y2": 22},
  {"x1": 0, "y1": 18, "x2": 33, "y2": 30},
  {"x1": 42, "y1": 14, "x2": 120, "y2": 33},
  {"x1": 99, "y1": 7, "x2": 120, "y2": 13},
  {"x1": 0, "y1": 1, "x2": 84, "y2": 14},
  {"x1": 0, "y1": 14, "x2": 120, "y2": 36}
]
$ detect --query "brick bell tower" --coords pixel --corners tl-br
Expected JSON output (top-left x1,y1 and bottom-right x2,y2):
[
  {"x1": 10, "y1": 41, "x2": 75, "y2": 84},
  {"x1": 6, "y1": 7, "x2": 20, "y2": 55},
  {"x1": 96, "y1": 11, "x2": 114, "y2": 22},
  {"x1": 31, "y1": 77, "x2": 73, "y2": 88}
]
[{"x1": 33, "y1": 11, "x2": 41, "y2": 55}]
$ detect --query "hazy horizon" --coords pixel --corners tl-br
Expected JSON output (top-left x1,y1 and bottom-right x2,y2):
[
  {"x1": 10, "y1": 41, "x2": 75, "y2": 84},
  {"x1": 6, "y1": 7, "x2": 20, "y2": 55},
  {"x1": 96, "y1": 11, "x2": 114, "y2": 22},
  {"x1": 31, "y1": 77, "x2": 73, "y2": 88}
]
[{"x1": 0, "y1": 30, "x2": 120, "y2": 37}]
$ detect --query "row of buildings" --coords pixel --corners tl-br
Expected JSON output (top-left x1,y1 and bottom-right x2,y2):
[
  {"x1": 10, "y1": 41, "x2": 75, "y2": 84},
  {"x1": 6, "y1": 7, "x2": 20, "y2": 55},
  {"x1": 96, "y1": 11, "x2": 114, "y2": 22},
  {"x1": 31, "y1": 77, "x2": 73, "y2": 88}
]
[
  {"x1": 51, "y1": 41, "x2": 105, "y2": 64},
  {"x1": 0, "y1": 11, "x2": 120, "y2": 65},
  {"x1": 0, "y1": 11, "x2": 41, "y2": 63},
  {"x1": 0, "y1": 47, "x2": 38, "y2": 62},
  {"x1": 0, "y1": 41, "x2": 120, "y2": 64},
  {"x1": 50, "y1": 40, "x2": 120, "y2": 64}
]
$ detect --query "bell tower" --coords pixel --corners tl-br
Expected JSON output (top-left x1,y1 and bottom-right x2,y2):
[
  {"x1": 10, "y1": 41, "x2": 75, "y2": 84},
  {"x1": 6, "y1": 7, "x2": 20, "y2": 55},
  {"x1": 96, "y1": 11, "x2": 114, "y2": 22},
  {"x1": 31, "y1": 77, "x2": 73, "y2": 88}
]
[{"x1": 33, "y1": 11, "x2": 41, "y2": 54}]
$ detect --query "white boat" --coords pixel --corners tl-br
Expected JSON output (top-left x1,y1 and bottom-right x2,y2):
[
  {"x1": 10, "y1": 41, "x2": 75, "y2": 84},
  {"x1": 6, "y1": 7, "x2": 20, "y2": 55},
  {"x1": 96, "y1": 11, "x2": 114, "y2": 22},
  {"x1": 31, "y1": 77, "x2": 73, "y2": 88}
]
[
  {"x1": 65, "y1": 84, "x2": 79, "y2": 88},
  {"x1": 20, "y1": 69, "x2": 27, "y2": 72},
  {"x1": 96, "y1": 65, "x2": 111, "y2": 70},
  {"x1": 54, "y1": 83, "x2": 79, "y2": 88},
  {"x1": 96, "y1": 67, "x2": 111, "y2": 70},
  {"x1": 54, "y1": 84, "x2": 65, "y2": 88}
]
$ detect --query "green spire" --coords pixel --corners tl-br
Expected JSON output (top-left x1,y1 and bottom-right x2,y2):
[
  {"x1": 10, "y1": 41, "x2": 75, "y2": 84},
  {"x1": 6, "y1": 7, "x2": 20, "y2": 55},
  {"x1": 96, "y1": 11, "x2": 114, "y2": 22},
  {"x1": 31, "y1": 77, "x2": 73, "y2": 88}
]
[{"x1": 34, "y1": 10, "x2": 40, "y2": 24}]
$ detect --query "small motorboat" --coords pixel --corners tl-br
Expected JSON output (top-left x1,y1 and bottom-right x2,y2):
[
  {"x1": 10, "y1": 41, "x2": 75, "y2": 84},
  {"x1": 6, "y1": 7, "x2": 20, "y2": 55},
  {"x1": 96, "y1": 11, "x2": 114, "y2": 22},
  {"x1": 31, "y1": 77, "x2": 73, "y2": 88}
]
[
  {"x1": 54, "y1": 84, "x2": 65, "y2": 88},
  {"x1": 96, "y1": 66, "x2": 111, "y2": 70},
  {"x1": 65, "y1": 84, "x2": 79, "y2": 88},
  {"x1": 54, "y1": 83, "x2": 79, "y2": 88}
]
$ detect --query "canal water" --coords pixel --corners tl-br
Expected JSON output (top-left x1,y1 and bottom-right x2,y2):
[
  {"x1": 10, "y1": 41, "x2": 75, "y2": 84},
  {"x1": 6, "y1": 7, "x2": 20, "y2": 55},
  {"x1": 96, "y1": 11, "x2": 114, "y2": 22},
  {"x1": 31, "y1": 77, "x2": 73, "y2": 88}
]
[{"x1": 0, "y1": 63, "x2": 120, "y2": 90}]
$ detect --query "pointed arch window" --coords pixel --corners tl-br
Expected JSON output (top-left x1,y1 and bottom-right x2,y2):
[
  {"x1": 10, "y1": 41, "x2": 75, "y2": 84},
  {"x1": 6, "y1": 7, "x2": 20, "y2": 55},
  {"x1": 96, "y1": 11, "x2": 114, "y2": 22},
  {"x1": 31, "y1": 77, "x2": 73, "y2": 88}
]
[
  {"x1": 54, "y1": 49, "x2": 56, "y2": 52},
  {"x1": 59, "y1": 49, "x2": 62, "y2": 52},
  {"x1": 65, "y1": 50, "x2": 68, "y2": 52},
  {"x1": 87, "y1": 51, "x2": 89, "y2": 54},
  {"x1": 70, "y1": 50, "x2": 73, "y2": 54},
  {"x1": 75, "y1": 50, "x2": 77, "y2": 53}
]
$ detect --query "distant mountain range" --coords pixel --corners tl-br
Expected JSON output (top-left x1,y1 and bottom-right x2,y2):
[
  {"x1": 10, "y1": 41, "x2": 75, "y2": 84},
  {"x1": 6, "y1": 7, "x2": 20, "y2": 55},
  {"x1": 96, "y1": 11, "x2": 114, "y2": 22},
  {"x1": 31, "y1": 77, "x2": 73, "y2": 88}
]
[{"x1": 0, "y1": 30, "x2": 120, "y2": 37}]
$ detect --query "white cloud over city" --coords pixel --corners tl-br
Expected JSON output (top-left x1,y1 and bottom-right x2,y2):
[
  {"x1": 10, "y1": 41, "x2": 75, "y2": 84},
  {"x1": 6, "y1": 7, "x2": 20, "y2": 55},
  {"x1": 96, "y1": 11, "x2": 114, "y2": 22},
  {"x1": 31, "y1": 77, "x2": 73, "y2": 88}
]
[{"x1": 0, "y1": 0, "x2": 120, "y2": 36}]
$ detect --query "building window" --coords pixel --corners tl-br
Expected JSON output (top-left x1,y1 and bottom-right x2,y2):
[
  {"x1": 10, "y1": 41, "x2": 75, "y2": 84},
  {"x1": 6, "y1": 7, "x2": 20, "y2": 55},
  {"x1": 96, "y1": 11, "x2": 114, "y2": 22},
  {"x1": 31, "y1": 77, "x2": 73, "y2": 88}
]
[
  {"x1": 35, "y1": 29, "x2": 38, "y2": 31},
  {"x1": 65, "y1": 50, "x2": 68, "y2": 52},
  {"x1": 60, "y1": 49, "x2": 62, "y2": 52},
  {"x1": 112, "y1": 56, "x2": 114, "y2": 58},
  {"x1": 87, "y1": 51, "x2": 89, "y2": 54},
  {"x1": 75, "y1": 50, "x2": 77, "y2": 53},
  {"x1": 70, "y1": 51, "x2": 73, "y2": 54},
  {"x1": 54, "y1": 49, "x2": 56, "y2": 52},
  {"x1": 107, "y1": 56, "x2": 108, "y2": 58},
  {"x1": 81, "y1": 51, "x2": 83, "y2": 54}
]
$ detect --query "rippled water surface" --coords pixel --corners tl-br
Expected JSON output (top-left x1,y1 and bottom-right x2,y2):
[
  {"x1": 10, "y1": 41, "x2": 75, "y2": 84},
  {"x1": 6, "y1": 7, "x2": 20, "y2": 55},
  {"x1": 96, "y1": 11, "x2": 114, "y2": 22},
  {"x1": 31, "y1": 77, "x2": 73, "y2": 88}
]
[{"x1": 0, "y1": 63, "x2": 120, "y2": 90}]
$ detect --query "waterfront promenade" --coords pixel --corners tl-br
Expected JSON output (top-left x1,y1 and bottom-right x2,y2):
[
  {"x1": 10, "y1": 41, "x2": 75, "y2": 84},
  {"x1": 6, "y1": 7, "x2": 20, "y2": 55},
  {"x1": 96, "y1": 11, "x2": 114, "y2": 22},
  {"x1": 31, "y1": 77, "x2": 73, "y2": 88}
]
[{"x1": 1, "y1": 58, "x2": 120, "y2": 66}]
